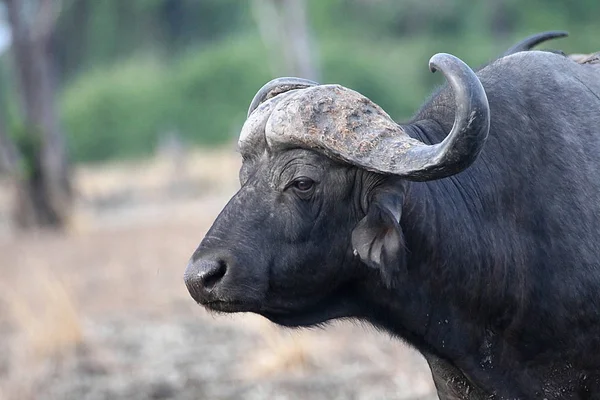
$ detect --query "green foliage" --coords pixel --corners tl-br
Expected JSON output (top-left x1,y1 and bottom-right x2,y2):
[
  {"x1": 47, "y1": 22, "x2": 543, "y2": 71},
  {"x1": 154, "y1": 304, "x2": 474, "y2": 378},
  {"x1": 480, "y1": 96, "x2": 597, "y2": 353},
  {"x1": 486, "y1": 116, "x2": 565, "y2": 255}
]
[
  {"x1": 61, "y1": 35, "x2": 435, "y2": 162},
  {"x1": 165, "y1": 37, "x2": 271, "y2": 147},
  {"x1": 52, "y1": 0, "x2": 600, "y2": 163},
  {"x1": 320, "y1": 37, "x2": 433, "y2": 121},
  {"x1": 61, "y1": 57, "x2": 167, "y2": 161},
  {"x1": 9, "y1": 121, "x2": 42, "y2": 180},
  {"x1": 61, "y1": 37, "x2": 272, "y2": 162},
  {"x1": 54, "y1": 0, "x2": 252, "y2": 77}
]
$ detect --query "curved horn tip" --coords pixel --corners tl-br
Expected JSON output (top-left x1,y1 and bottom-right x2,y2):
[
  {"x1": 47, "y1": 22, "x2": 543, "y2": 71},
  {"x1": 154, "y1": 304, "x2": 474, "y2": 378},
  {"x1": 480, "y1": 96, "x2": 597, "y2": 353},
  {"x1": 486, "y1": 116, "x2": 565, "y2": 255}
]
[
  {"x1": 502, "y1": 31, "x2": 569, "y2": 58},
  {"x1": 551, "y1": 30, "x2": 569, "y2": 38},
  {"x1": 529, "y1": 30, "x2": 569, "y2": 40},
  {"x1": 247, "y1": 77, "x2": 319, "y2": 118},
  {"x1": 428, "y1": 53, "x2": 464, "y2": 74}
]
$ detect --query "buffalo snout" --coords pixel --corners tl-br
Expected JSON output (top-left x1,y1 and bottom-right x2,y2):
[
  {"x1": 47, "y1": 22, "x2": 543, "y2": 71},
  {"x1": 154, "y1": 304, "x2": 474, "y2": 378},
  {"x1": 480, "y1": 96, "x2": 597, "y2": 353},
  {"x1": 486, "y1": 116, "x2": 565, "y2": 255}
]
[{"x1": 184, "y1": 253, "x2": 229, "y2": 303}]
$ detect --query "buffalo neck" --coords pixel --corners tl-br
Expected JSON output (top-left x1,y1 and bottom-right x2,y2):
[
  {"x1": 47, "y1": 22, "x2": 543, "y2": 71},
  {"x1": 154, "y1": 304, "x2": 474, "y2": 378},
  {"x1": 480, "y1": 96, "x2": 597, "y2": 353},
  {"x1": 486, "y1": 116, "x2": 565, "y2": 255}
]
[
  {"x1": 353, "y1": 121, "x2": 532, "y2": 390},
  {"x1": 402, "y1": 120, "x2": 529, "y2": 323}
]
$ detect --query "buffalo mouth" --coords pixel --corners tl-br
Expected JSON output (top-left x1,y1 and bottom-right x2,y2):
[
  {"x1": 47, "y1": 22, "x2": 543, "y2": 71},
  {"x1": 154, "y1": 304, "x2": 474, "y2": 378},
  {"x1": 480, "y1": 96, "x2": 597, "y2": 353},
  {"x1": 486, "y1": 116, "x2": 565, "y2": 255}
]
[
  {"x1": 201, "y1": 300, "x2": 260, "y2": 314},
  {"x1": 200, "y1": 297, "x2": 348, "y2": 327},
  {"x1": 199, "y1": 286, "x2": 358, "y2": 327},
  {"x1": 259, "y1": 305, "x2": 351, "y2": 328}
]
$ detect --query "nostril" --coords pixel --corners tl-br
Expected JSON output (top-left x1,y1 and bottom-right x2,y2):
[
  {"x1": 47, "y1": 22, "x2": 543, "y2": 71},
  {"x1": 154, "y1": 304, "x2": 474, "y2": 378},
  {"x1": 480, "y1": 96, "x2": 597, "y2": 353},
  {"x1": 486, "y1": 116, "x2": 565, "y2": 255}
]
[
  {"x1": 199, "y1": 259, "x2": 227, "y2": 290},
  {"x1": 184, "y1": 255, "x2": 231, "y2": 301}
]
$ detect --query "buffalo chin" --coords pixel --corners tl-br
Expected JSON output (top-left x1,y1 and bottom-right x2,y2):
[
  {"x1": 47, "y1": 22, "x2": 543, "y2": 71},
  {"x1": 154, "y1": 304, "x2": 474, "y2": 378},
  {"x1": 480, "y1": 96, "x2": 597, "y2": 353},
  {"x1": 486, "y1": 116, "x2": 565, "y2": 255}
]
[
  {"x1": 201, "y1": 300, "x2": 342, "y2": 326},
  {"x1": 259, "y1": 294, "x2": 359, "y2": 328},
  {"x1": 260, "y1": 309, "x2": 347, "y2": 328},
  {"x1": 201, "y1": 300, "x2": 260, "y2": 314},
  {"x1": 200, "y1": 287, "x2": 360, "y2": 327}
]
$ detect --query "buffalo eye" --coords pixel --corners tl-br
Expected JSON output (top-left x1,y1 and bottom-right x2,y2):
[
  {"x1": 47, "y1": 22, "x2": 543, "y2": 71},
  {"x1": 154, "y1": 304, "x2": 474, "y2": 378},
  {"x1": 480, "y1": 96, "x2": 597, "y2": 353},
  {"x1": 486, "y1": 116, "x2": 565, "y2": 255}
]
[
  {"x1": 288, "y1": 177, "x2": 315, "y2": 195},
  {"x1": 294, "y1": 178, "x2": 313, "y2": 191}
]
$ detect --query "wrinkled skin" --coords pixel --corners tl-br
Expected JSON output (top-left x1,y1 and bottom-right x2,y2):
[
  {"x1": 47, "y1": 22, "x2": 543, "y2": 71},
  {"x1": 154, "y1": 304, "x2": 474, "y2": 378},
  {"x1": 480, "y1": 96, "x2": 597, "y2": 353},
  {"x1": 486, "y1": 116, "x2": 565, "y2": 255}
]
[{"x1": 186, "y1": 50, "x2": 600, "y2": 399}]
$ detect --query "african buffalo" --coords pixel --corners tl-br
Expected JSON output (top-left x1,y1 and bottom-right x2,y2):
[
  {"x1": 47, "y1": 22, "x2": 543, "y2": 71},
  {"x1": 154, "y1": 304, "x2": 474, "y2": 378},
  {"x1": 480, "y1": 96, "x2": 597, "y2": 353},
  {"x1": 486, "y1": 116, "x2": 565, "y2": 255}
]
[{"x1": 184, "y1": 32, "x2": 600, "y2": 399}]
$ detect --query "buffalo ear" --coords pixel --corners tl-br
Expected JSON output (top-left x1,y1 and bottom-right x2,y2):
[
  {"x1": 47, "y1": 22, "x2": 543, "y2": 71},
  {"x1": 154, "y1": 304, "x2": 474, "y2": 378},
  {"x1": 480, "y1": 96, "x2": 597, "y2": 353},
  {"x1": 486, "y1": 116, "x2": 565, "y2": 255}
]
[{"x1": 351, "y1": 190, "x2": 405, "y2": 287}]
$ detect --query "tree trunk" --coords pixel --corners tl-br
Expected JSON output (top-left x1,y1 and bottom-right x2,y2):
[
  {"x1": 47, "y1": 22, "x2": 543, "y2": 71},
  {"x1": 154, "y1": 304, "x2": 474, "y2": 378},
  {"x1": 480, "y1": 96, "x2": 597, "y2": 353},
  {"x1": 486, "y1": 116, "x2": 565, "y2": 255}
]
[
  {"x1": 251, "y1": 0, "x2": 320, "y2": 81},
  {"x1": 3, "y1": 0, "x2": 71, "y2": 230}
]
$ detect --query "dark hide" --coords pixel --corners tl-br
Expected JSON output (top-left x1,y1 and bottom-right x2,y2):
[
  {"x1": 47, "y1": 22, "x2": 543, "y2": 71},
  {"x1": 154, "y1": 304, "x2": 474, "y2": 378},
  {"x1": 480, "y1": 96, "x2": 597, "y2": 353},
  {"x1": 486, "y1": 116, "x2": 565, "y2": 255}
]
[{"x1": 185, "y1": 50, "x2": 600, "y2": 399}]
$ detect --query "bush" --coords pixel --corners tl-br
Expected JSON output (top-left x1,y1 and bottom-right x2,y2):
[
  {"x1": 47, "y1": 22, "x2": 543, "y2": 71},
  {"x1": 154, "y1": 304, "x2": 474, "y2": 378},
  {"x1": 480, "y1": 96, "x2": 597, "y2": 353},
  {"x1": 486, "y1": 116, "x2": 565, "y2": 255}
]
[
  {"x1": 61, "y1": 36, "x2": 272, "y2": 163},
  {"x1": 61, "y1": 57, "x2": 167, "y2": 162},
  {"x1": 165, "y1": 37, "x2": 271, "y2": 147},
  {"x1": 321, "y1": 36, "x2": 464, "y2": 121},
  {"x1": 61, "y1": 34, "x2": 441, "y2": 163},
  {"x1": 63, "y1": 29, "x2": 587, "y2": 163}
]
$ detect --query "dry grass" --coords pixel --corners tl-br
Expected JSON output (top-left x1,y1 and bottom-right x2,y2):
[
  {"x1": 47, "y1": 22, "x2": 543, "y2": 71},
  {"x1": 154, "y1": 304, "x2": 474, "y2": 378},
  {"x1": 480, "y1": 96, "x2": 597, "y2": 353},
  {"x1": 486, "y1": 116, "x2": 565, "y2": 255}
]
[
  {"x1": 238, "y1": 319, "x2": 316, "y2": 380},
  {"x1": 73, "y1": 146, "x2": 241, "y2": 203},
  {"x1": 0, "y1": 149, "x2": 238, "y2": 399},
  {"x1": 1, "y1": 270, "x2": 83, "y2": 361},
  {"x1": 0, "y1": 267, "x2": 84, "y2": 400},
  {"x1": 0, "y1": 146, "x2": 242, "y2": 236}
]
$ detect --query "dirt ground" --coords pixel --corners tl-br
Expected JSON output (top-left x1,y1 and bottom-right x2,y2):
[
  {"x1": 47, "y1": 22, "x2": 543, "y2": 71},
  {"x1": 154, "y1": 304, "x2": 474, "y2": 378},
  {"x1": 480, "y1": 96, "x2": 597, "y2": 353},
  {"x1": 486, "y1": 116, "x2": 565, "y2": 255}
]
[{"x1": 0, "y1": 148, "x2": 437, "y2": 400}]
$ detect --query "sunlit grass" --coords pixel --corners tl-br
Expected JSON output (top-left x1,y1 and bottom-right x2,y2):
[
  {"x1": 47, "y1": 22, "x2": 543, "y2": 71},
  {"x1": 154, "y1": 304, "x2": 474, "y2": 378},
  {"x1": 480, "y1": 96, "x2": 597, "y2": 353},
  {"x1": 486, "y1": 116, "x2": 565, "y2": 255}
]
[
  {"x1": 239, "y1": 320, "x2": 315, "y2": 379},
  {"x1": 1, "y1": 269, "x2": 83, "y2": 362}
]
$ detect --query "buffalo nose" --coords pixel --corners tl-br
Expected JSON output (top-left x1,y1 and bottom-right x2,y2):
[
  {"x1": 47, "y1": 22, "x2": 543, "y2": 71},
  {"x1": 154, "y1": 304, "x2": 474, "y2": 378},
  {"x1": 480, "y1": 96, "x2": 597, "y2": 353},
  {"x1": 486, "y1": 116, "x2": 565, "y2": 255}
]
[{"x1": 184, "y1": 256, "x2": 228, "y2": 302}]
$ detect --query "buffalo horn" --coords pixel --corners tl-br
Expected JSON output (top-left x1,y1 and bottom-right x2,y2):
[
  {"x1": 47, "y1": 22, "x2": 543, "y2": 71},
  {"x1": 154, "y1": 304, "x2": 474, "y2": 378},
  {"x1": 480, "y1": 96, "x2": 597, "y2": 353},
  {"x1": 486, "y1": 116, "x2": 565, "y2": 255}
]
[
  {"x1": 247, "y1": 77, "x2": 319, "y2": 118},
  {"x1": 263, "y1": 53, "x2": 490, "y2": 181},
  {"x1": 502, "y1": 31, "x2": 568, "y2": 57}
]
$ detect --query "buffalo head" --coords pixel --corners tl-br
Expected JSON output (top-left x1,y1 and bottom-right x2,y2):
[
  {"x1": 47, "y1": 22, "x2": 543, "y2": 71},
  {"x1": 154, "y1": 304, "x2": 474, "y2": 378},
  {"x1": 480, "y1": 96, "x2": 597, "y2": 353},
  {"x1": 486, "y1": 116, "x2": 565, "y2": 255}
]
[{"x1": 183, "y1": 53, "x2": 490, "y2": 327}]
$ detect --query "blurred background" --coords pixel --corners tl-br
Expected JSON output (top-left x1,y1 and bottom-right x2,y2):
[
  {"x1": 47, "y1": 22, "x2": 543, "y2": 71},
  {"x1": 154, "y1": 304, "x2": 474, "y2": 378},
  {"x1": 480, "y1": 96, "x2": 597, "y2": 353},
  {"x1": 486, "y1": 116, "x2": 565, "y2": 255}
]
[{"x1": 0, "y1": 0, "x2": 597, "y2": 399}]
